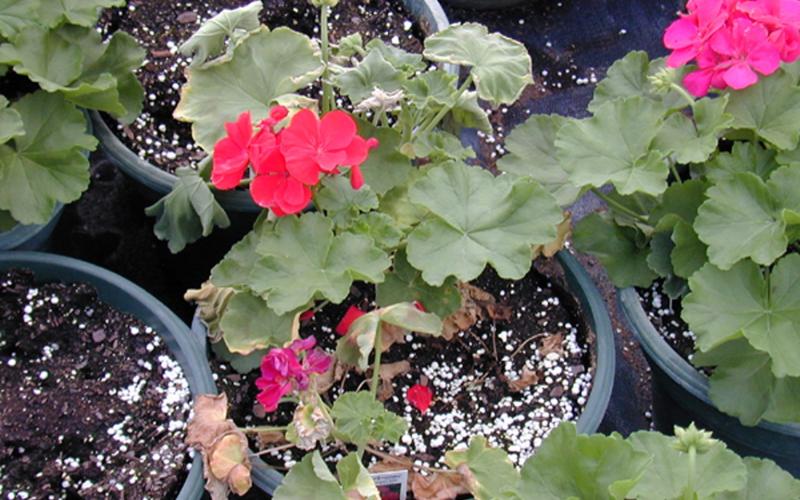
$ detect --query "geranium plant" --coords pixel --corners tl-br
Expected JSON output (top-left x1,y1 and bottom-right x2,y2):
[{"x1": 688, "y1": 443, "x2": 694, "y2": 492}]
[
  {"x1": 0, "y1": 0, "x2": 144, "y2": 230},
  {"x1": 498, "y1": 0, "x2": 800, "y2": 426}
]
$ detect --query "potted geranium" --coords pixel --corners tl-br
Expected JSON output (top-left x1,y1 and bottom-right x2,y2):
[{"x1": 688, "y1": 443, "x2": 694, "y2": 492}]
[
  {"x1": 162, "y1": 1, "x2": 620, "y2": 497},
  {"x1": 0, "y1": 0, "x2": 143, "y2": 250},
  {"x1": 502, "y1": 0, "x2": 800, "y2": 473}
]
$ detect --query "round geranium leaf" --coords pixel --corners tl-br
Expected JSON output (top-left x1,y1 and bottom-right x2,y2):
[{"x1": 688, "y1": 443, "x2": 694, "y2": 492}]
[{"x1": 422, "y1": 23, "x2": 533, "y2": 107}]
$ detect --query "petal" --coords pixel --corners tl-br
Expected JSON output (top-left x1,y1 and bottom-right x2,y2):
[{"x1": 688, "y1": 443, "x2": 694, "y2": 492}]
[
  {"x1": 335, "y1": 305, "x2": 366, "y2": 335},
  {"x1": 276, "y1": 177, "x2": 312, "y2": 215},
  {"x1": 350, "y1": 165, "x2": 365, "y2": 190},
  {"x1": 664, "y1": 18, "x2": 699, "y2": 49},
  {"x1": 285, "y1": 157, "x2": 322, "y2": 185},
  {"x1": 281, "y1": 108, "x2": 320, "y2": 156},
  {"x1": 407, "y1": 384, "x2": 433, "y2": 413},
  {"x1": 747, "y1": 42, "x2": 782, "y2": 74},
  {"x1": 683, "y1": 68, "x2": 715, "y2": 96},
  {"x1": 290, "y1": 336, "x2": 317, "y2": 353},
  {"x1": 319, "y1": 110, "x2": 357, "y2": 151},
  {"x1": 315, "y1": 149, "x2": 348, "y2": 172},
  {"x1": 248, "y1": 127, "x2": 279, "y2": 168},
  {"x1": 667, "y1": 46, "x2": 698, "y2": 67},
  {"x1": 212, "y1": 136, "x2": 249, "y2": 190},
  {"x1": 256, "y1": 380, "x2": 291, "y2": 412},
  {"x1": 249, "y1": 173, "x2": 283, "y2": 208},
  {"x1": 225, "y1": 111, "x2": 253, "y2": 149},
  {"x1": 252, "y1": 149, "x2": 286, "y2": 176},
  {"x1": 709, "y1": 28, "x2": 736, "y2": 55},
  {"x1": 304, "y1": 348, "x2": 333, "y2": 374},
  {"x1": 723, "y1": 62, "x2": 760, "y2": 88}
]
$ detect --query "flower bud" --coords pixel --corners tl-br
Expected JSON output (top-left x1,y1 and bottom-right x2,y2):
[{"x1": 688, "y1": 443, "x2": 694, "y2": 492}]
[
  {"x1": 672, "y1": 423, "x2": 716, "y2": 453},
  {"x1": 648, "y1": 67, "x2": 679, "y2": 95},
  {"x1": 309, "y1": 0, "x2": 339, "y2": 7}
]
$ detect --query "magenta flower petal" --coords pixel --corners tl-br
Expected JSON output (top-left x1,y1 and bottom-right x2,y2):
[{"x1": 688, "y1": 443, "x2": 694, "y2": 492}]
[
  {"x1": 664, "y1": 18, "x2": 700, "y2": 49},
  {"x1": 723, "y1": 62, "x2": 760, "y2": 88}
]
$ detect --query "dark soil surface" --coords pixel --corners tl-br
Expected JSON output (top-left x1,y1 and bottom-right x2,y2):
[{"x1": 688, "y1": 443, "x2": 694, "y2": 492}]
[
  {"x1": 99, "y1": 0, "x2": 428, "y2": 173},
  {"x1": 212, "y1": 263, "x2": 594, "y2": 472},
  {"x1": 637, "y1": 280, "x2": 702, "y2": 369},
  {"x1": 0, "y1": 269, "x2": 192, "y2": 499}
]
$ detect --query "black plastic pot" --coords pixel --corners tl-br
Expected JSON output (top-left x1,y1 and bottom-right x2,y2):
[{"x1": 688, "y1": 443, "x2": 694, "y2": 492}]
[
  {"x1": 191, "y1": 250, "x2": 616, "y2": 494},
  {"x1": 619, "y1": 287, "x2": 800, "y2": 477},
  {"x1": 91, "y1": 0, "x2": 452, "y2": 212},
  {"x1": 0, "y1": 204, "x2": 64, "y2": 251},
  {"x1": 0, "y1": 252, "x2": 218, "y2": 499}
]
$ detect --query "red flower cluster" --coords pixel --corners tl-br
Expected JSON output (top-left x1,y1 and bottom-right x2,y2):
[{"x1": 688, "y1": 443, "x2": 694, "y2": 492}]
[
  {"x1": 407, "y1": 383, "x2": 434, "y2": 413},
  {"x1": 212, "y1": 108, "x2": 379, "y2": 215},
  {"x1": 335, "y1": 305, "x2": 367, "y2": 335},
  {"x1": 255, "y1": 337, "x2": 332, "y2": 412},
  {"x1": 664, "y1": 0, "x2": 800, "y2": 95}
]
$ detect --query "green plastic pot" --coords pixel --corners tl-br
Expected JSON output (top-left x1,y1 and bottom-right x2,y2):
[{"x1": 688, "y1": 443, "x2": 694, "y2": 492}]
[
  {"x1": 191, "y1": 250, "x2": 616, "y2": 494},
  {"x1": 0, "y1": 252, "x2": 217, "y2": 499},
  {"x1": 0, "y1": 204, "x2": 64, "y2": 251},
  {"x1": 443, "y1": 0, "x2": 527, "y2": 9},
  {"x1": 91, "y1": 0, "x2": 452, "y2": 213},
  {"x1": 618, "y1": 287, "x2": 800, "y2": 477}
]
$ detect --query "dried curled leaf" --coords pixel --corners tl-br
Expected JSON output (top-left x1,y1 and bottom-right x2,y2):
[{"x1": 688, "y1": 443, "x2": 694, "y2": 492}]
[
  {"x1": 184, "y1": 281, "x2": 235, "y2": 342},
  {"x1": 186, "y1": 394, "x2": 254, "y2": 499},
  {"x1": 533, "y1": 211, "x2": 572, "y2": 259},
  {"x1": 291, "y1": 403, "x2": 333, "y2": 450},
  {"x1": 373, "y1": 360, "x2": 412, "y2": 401},
  {"x1": 316, "y1": 358, "x2": 347, "y2": 394},
  {"x1": 540, "y1": 333, "x2": 564, "y2": 357},
  {"x1": 441, "y1": 283, "x2": 498, "y2": 340},
  {"x1": 411, "y1": 471, "x2": 469, "y2": 500},
  {"x1": 507, "y1": 367, "x2": 540, "y2": 393}
]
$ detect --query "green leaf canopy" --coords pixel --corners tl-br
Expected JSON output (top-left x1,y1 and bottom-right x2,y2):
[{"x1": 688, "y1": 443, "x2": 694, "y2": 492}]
[
  {"x1": 406, "y1": 161, "x2": 562, "y2": 286},
  {"x1": 0, "y1": 95, "x2": 23, "y2": 144},
  {"x1": 252, "y1": 213, "x2": 390, "y2": 315},
  {"x1": 219, "y1": 292, "x2": 295, "y2": 355},
  {"x1": 179, "y1": 1, "x2": 262, "y2": 66},
  {"x1": 273, "y1": 451, "x2": 347, "y2": 500},
  {"x1": 331, "y1": 392, "x2": 407, "y2": 448},
  {"x1": 423, "y1": 23, "x2": 533, "y2": 107},
  {"x1": 683, "y1": 255, "x2": 800, "y2": 379},
  {"x1": 174, "y1": 27, "x2": 323, "y2": 152},
  {"x1": 0, "y1": 91, "x2": 95, "y2": 225},
  {"x1": 445, "y1": 437, "x2": 520, "y2": 500},
  {"x1": 556, "y1": 96, "x2": 670, "y2": 196}
]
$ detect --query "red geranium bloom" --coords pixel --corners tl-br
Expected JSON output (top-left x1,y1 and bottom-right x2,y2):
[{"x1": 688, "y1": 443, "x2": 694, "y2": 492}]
[
  {"x1": 249, "y1": 145, "x2": 312, "y2": 215},
  {"x1": 664, "y1": 0, "x2": 730, "y2": 67},
  {"x1": 407, "y1": 384, "x2": 433, "y2": 414},
  {"x1": 280, "y1": 109, "x2": 357, "y2": 184},
  {"x1": 255, "y1": 336, "x2": 331, "y2": 412},
  {"x1": 739, "y1": 0, "x2": 800, "y2": 60},
  {"x1": 212, "y1": 111, "x2": 255, "y2": 189},
  {"x1": 335, "y1": 305, "x2": 367, "y2": 335}
]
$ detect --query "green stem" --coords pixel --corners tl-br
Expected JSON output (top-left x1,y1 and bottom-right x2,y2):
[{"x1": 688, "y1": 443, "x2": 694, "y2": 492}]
[
  {"x1": 420, "y1": 74, "x2": 473, "y2": 134},
  {"x1": 320, "y1": 5, "x2": 333, "y2": 113},
  {"x1": 590, "y1": 188, "x2": 650, "y2": 223},
  {"x1": 239, "y1": 425, "x2": 288, "y2": 434},
  {"x1": 669, "y1": 160, "x2": 683, "y2": 185},
  {"x1": 670, "y1": 81, "x2": 696, "y2": 109},
  {"x1": 684, "y1": 446, "x2": 697, "y2": 499},
  {"x1": 370, "y1": 323, "x2": 383, "y2": 400}
]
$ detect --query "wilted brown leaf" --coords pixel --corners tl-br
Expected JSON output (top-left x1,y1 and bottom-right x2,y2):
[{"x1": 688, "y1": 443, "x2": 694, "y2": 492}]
[
  {"x1": 442, "y1": 283, "x2": 499, "y2": 340},
  {"x1": 184, "y1": 282, "x2": 235, "y2": 342},
  {"x1": 507, "y1": 367, "x2": 541, "y2": 392},
  {"x1": 256, "y1": 430, "x2": 287, "y2": 449},
  {"x1": 316, "y1": 359, "x2": 347, "y2": 394},
  {"x1": 372, "y1": 360, "x2": 412, "y2": 401},
  {"x1": 368, "y1": 454, "x2": 414, "y2": 474},
  {"x1": 540, "y1": 333, "x2": 564, "y2": 357},
  {"x1": 532, "y1": 211, "x2": 572, "y2": 259},
  {"x1": 380, "y1": 324, "x2": 407, "y2": 352},
  {"x1": 186, "y1": 394, "x2": 236, "y2": 449},
  {"x1": 411, "y1": 471, "x2": 469, "y2": 500},
  {"x1": 485, "y1": 303, "x2": 512, "y2": 321}
]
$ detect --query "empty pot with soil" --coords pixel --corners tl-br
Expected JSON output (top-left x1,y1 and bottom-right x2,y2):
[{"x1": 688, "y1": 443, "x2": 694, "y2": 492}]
[{"x1": 0, "y1": 252, "x2": 217, "y2": 499}]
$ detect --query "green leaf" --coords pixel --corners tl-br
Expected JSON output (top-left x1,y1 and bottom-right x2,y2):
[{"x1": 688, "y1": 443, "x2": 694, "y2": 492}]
[
  {"x1": 0, "y1": 95, "x2": 23, "y2": 144},
  {"x1": 210, "y1": 338, "x2": 266, "y2": 374},
  {"x1": 722, "y1": 457, "x2": 800, "y2": 500},
  {"x1": 210, "y1": 221, "x2": 271, "y2": 290},
  {"x1": 448, "y1": 89, "x2": 492, "y2": 134},
  {"x1": 404, "y1": 70, "x2": 459, "y2": 108},
  {"x1": 0, "y1": 24, "x2": 83, "y2": 88},
  {"x1": 334, "y1": 48, "x2": 405, "y2": 104},
  {"x1": 337, "y1": 453, "x2": 380, "y2": 499},
  {"x1": 274, "y1": 451, "x2": 346, "y2": 500},
  {"x1": 647, "y1": 231, "x2": 674, "y2": 278},
  {"x1": 671, "y1": 220, "x2": 707, "y2": 279},
  {"x1": 179, "y1": 1, "x2": 262, "y2": 66},
  {"x1": 331, "y1": 392, "x2": 407, "y2": 447},
  {"x1": 0, "y1": 0, "x2": 40, "y2": 39},
  {"x1": 703, "y1": 142, "x2": 779, "y2": 183},
  {"x1": 573, "y1": 212, "x2": 657, "y2": 288},
  {"x1": 589, "y1": 53, "x2": 687, "y2": 112},
  {"x1": 498, "y1": 113, "x2": 579, "y2": 206},
  {"x1": 364, "y1": 38, "x2": 424, "y2": 74},
  {"x1": 0, "y1": 91, "x2": 94, "y2": 225},
  {"x1": 145, "y1": 168, "x2": 230, "y2": 253},
  {"x1": 316, "y1": 175, "x2": 378, "y2": 227},
  {"x1": 693, "y1": 338, "x2": 800, "y2": 425},
  {"x1": 376, "y1": 248, "x2": 461, "y2": 318},
  {"x1": 378, "y1": 302, "x2": 443, "y2": 334},
  {"x1": 348, "y1": 212, "x2": 403, "y2": 250},
  {"x1": 653, "y1": 96, "x2": 733, "y2": 164},
  {"x1": 406, "y1": 161, "x2": 562, "y2": 286},
  {"x1": 627, "y1": 431, "x2": 746, "y2": 499},
  {"x1": 335, "y1": 33, "x2": 363, "y2": 59},
  {"x1": 219, "y1": 292, "x2": 295, "y2": 354},
  {"x1": 694, "y1": 172, "x2": 788, "y2": 269},
  {"x1": 519, "y1": 422, "x2": 650, "y2": 500},
  {"x1": 0, "y1": 209, "x2": 14, "y2": 232},
  {"x1": 253, "y1": 213, "x2": 390, "y2": 314},
  {"x1": 378, "y1": 175, "x2": 428, "y2": 230},
  {"x1": 684, "y1": 255, "x2": 800, "y2": 378},
  {"x1": 556, "y1": 97, "x2": 669, "y2": 196},
  {"x1": 410, "y1": 129, "x2": 474, "y2": 162},
  {"x1": 357, "y1": 123, "x2": 413, "y2": 195},
  {"x1": 174, "y1": 27, "x2": 323, "y2": 152},
  {"x1": 39, "y1": 0, "x2": 123, "y2": 28},
  {"x1": 423, "y1": 23, "x2": 533, "y2": 107},
  {"x1": 649, "y1": 179, "x2": 709, "y2": 229},
  {"x1": 726, "y1": 69, "x2": 800, "y2": 150},
  {"x1": 445, "y1": 436, "x2": 520, "y2": 500}
]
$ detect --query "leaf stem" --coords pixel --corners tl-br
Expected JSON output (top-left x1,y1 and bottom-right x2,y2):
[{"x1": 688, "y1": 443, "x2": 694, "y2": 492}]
[
  {"x1": 590, "y1": 187, "x2": 649, "y2": 224},
  {"x1": 251, "y1": 443, "x2": 295, "y2": 457},
  {"x1": 320, "y1": 5, "x2": 333, "y2": 114},
  {"x1": 670, "y1": 82, "x2": 696, "y2": 109},
  {"x1": 365, "y1": 446, "x2": 458, "y2": 475},
  {"x1": 684, "y1": 445, "x2": 697, "y2": 499},
  {"x1": 669, "y1": 160, "x2": 683, "y2": 185},
  {"x1": 370, "y1": 323, "x2": 383, "y2": 400},
  {"x1": 239, "y1": 425, "x2": 288, "y2": 434},
  {"x1": 420, "y1": 74, "x2": 473, "y2": 135}
]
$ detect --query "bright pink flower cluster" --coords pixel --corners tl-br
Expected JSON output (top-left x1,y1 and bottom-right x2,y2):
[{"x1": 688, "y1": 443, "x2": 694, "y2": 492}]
[
  {"x1": 664, "y1": 0, "x2": 800, "y2": 95},
  {"x1": 255, "y1": 337, "x2": 332, "y2": 412},
  {"x1": 212, "y1": 108, "x2": 379, "y2": 216}
]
